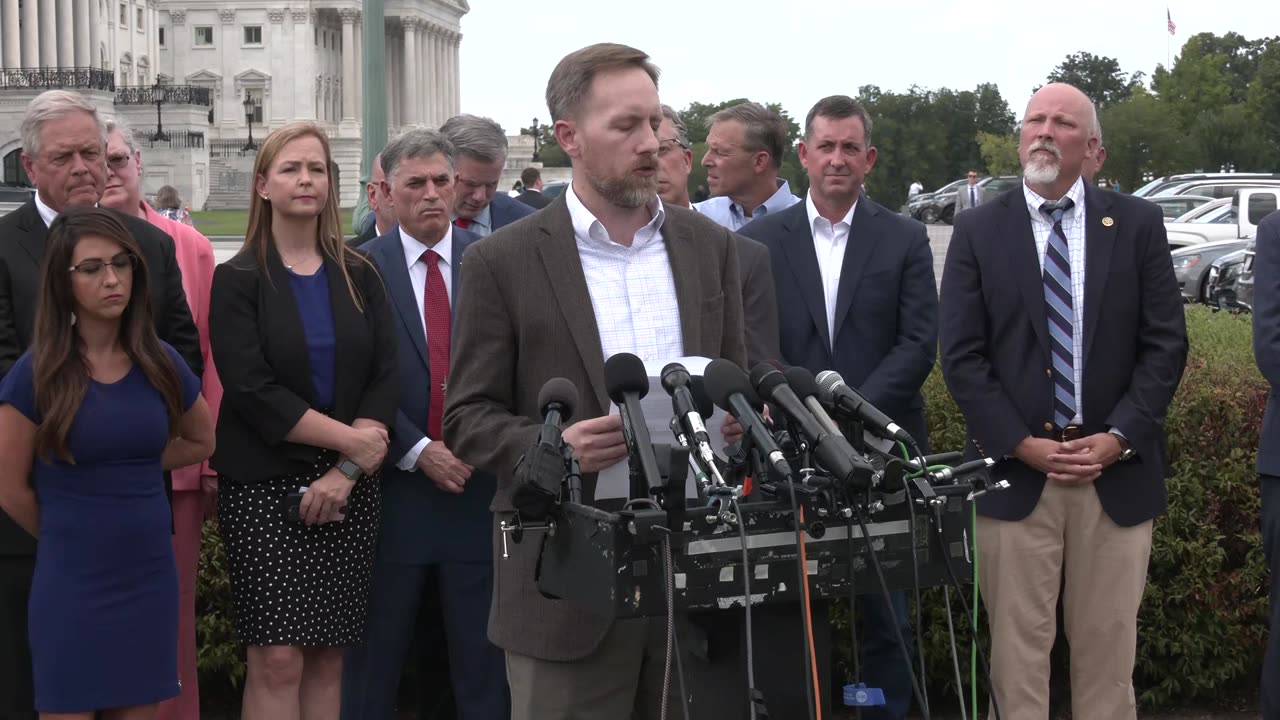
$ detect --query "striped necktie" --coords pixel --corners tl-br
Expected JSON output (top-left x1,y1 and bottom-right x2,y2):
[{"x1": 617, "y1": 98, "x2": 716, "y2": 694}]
[{"x1": 1040, "y1": 198, "x2": 1076, "y2": 430}]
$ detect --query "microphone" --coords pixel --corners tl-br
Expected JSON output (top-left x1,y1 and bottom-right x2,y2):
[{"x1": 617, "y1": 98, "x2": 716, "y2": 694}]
[
  {"x1": 750, "y1": 364, "x2": 872, "y2": 490},
  {"x1": 784, "y1": 366, "x2": 842, "y2": 437},
  {"x1": 604, "y1": 353, "x2": 663, "y2": 499},
  {"x1": 661, "y1": 362, "x2": 726, "y2": 488},
  {"x1": 512, "y1": 378, "x2": 579, "y2": 519},
  {"x1": 703, "y1": 359, "x2": 792, "y2": 480},
  {"x1": 816, "y1": 370, "x2": 918, "y2": 448}
]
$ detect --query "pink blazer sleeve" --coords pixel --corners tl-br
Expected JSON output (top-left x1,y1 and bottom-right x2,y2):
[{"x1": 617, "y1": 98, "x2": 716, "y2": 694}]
[{"x1": 148, "y1": 206, "x2": 223, "y2": 489}]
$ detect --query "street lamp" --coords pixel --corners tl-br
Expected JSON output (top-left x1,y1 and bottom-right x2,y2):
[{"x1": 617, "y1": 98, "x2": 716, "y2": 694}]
[
  {"x1": 242, "y1": 94, "x2": 258, "y2": 152},
  {"x1": 150, "y1": 76, "x2": 169, "y2": 142},
  {"x1": 522, "y1": 117, "x2": 542, "y2": 162}
]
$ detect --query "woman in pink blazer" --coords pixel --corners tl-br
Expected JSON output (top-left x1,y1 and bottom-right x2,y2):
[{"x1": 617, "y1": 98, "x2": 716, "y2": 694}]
[{"x1": 102, "y1": 115, "x2": 223, "y2": 720}]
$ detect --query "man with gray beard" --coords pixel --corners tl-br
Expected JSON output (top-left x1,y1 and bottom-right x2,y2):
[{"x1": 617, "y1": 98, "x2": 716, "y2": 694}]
[
  {"x1": 940, "y1": 83, "x2": 1187, "y2": 719},
  {"x1": 442, "y1": 43, "x2": 747, "y2": 719}
]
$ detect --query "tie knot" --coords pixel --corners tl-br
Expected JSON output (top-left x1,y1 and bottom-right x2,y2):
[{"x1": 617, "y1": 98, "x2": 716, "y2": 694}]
[
  {"x1": 454, "y1": 218, "x2": 471, "y2": 229},
  {"x1": 421, "y1": 249, "x2": 440, "y2": 265},
  {"x1": 1040, "y1": 198, "x2": 1075, "y2": 223}
]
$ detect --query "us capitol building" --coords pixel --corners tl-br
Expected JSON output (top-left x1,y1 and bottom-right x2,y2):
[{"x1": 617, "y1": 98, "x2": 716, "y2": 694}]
[{"x1": 0, "y1": 0, "x2": 468, "y2": 210}]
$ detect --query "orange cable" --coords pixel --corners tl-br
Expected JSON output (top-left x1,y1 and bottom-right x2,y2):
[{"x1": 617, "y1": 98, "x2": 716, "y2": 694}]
[{"x1": 797, "y1": 506, "x2": 823, "y2": 720}]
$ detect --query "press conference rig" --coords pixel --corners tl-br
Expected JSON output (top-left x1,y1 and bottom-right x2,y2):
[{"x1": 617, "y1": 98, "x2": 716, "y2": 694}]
[{"x1": 505, "y1": 353, "x2": 1010, "y2": 720}]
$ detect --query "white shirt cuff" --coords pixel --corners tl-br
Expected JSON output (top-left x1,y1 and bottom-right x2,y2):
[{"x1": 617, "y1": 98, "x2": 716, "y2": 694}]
[{"x1": 397, "y1": 437, "x2": 432, "y2": 471}]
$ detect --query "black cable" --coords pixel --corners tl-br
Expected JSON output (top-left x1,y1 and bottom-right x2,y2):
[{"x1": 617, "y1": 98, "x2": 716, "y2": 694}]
[
  {"x1": 783, "y1": 474, "x2": 820, "y2": 720},
  {"x1": 845, "y1": 514, "x2": 862, "y2": 720},
  {"x1": 730, "y1": 497, "x2": 765, "y2": 720},
  {"x1": 907, "y1": 445, "x2": 930, "y2": 717},
  {"x1": 932, "y1": 507, "x2": 1002, "y2": 720},
  {"x1": 852, "y1": 504, "x2": 932, "y2": 720},
  {"x1": 659, "y1": 531, "x2": 692, "y2": 720}
]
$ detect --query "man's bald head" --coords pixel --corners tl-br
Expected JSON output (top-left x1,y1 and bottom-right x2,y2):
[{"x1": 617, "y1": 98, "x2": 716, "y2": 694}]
[{"x1": 1018, "y1": 83, "x2": 1098, "y2": 198}]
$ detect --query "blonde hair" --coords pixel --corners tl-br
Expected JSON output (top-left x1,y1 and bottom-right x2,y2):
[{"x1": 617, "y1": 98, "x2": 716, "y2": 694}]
[{"x1": 244, "y1": 121, "x2": 372, "y2": 310}]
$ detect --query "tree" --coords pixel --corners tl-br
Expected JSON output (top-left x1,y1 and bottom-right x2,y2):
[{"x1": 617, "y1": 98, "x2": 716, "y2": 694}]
[
  {"x1": 1247, "y1": 40, "x2": 1280, "y2": 167},
  {"x1": 520, "y1": 123, "x2": 570, "y2": 167},
  {"x1": 977, "y1": 132, "x2": 1020, "y2": 175},
  {"x1": 1096, "y1": 88, "x2": 1192, "y2": 193},
  {"x1": 1152, "y1": 32, "x2": 1270, "y2": 126},
  {"x1": 1045, "y1": 52, "x2": 1134, "y2": 108}
]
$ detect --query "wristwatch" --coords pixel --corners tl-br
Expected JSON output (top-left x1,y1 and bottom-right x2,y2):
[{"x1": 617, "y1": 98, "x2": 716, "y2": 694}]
[
  {"x1": 1116, "y1": 436, "x2": 1136, "y2": 462},
  {"x1": 336, "y1": 458, "x2": 362, "y2": 482}
]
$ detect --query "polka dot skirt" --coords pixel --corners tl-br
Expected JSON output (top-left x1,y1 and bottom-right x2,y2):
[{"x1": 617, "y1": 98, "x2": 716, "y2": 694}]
[{"x1": 216, "y1": 451, "x2": 381, "y2": 647}]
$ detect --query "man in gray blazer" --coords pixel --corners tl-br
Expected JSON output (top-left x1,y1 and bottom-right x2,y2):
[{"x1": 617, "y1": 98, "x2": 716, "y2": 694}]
[
  {"x1": 443, "y1": 43, "x2": 746, "y2": 720},
  {"x1": 954, "y1": 169, "x2": 986, "y2": 213}
]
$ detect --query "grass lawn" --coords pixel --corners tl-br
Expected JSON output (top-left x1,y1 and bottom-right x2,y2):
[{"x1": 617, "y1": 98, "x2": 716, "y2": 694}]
[{"x1": 191, "y1": 208, "x2": 355, "y2": 238}]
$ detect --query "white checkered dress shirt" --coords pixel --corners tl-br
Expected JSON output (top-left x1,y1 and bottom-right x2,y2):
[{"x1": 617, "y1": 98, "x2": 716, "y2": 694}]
[
  {"x1": 1024, "y1": 177, "x2": 1087, "y2": 424},
  {"x1": 565, "y1": 184, "x2": 685, "y2": 364}
]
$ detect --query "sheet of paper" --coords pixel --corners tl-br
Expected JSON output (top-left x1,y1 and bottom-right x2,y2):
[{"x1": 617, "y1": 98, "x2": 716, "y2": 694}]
[{"x1": 595, "y1": 356, "x2": 728, "y2": 500}]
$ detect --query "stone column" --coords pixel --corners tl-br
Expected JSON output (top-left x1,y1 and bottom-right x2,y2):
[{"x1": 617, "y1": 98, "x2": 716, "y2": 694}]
[
  {"x1": 353, "y1": 14, "x2": 363, "y2": 121},
  {"x1": 20, "y1": 0, "x2": 37, "y2": 67},
  {"x1": 291, "y1": 8, "x2": 314, "y2": 120},
  {"x1": 39, "y1": 0, "x2": 56, "y2": 67},
  {"x1": 339, "y1": 9, "x2": 357, "y2": 123},
  {"x1": 56, "y1": 0, "x2": 73, "y2": 67},
  {"x1": 386, "y1": 23, "x2": 398, "y2": 128},
  {"x1": 401, "y1": 18, "x2": 417, "y2": 126},
  {"x1": 221, "y1": 8, "x2": 237, "y2": 131},
  {"x1": 422, "y1": 25, "x2": 435, "y2": 126},
  {"x1": 433, "y1": 26, "x2": 445, "y2": 124},
  {"x1": 416, "y1": 23, "x2": 426, "y2": 124},
  {"x1": 2, "y1": 0, "x2": 19, "y2": 69},
  {"x1": 451, "y1": 32, "x2": 461, "y2": 115},
  {"x1": 74, "y1": 0, "x2": 90, "y2": 67},
  {"x1": 88, "y1": 0, "x2": 101, "y2": 70}
]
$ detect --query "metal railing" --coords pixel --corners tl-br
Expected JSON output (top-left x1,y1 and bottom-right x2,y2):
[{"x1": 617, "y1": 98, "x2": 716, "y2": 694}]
[
  {"x1": 209, "y1": 140, "x2": 258, "y2": 157},
  {"x1": 0, "y1": 67, "x2": 115, "y2": 91},
  {"x1": 132, "y1": 130, "x2": 206, "y2": 149},
  {"x1": 115, "y1": 85, "x2": 213, "y2": 107}
]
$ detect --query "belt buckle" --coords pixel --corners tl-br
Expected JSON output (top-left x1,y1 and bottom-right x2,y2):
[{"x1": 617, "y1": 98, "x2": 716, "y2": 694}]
[{"x1": 1059, "y1": 424, "x2": 1083, "y2": 442}]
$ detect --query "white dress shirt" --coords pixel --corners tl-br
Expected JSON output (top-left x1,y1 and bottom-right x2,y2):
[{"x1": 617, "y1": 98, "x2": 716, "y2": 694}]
[
  {"x1": 396, "y1": 225, "x2": 455, "y2": 470},
  {"x1": 806, "y1": 193, "x2": 857, "y2": 349},
  {"x1": 1024, "y1": 177, "x2": 1086, "y2": 424},
  {"x1": 34, "y1": 191, "x2": 60, "y2": 227},
  {"x1": 565, "y1": 184, "x2": 683, "y2": 364}
]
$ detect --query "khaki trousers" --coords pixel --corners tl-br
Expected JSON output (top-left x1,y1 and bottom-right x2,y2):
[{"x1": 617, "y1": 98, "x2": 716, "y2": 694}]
[{"x1": 977, "y1": 481, "x2": 1153, "y2": 720}]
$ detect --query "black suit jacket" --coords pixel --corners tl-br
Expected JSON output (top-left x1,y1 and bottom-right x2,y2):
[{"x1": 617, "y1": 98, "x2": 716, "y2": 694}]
[
  {"x1": 514, "y1": 189, "x2": 551, "y2": 210},
  {"x1": 347, "y1": 221, "x2": 379, "y2": 248},
  {"x1": 0, "y1": 199, "x2": 202, "y2": 556},
  {"x1": 208, "y1": 245, "x2": 399, "y2": 484},
  {"x1": 939, "y1": 183, "x2": 1188, "y2": 526},
  {"x1": 1254, "y1": 210, "x2": 1280, "y2": 477},
  {"x1": 739, "y1": 196, "x2": 937, "y2": 447}
]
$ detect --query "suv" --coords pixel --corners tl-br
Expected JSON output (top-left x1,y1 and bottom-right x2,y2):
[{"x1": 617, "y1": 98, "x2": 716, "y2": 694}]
[
  {"x1": 0, "y1": 185, "x2": 33, "y2": 215},
  {"x1": 1157, "y1": 178, "x2": 1280, "y2": 199},
  {"x1": 1134, "y1": 173, "x2": 1280, "y2": 198}
]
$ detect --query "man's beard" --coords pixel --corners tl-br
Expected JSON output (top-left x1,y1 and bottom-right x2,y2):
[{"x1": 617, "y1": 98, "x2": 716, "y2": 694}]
[
  {"x1": 1023, "y1": 140, "x2": 1062, "y2": 185},
  {"x1": 585, "y1": 169, "x2": 657, "y2": 209}
]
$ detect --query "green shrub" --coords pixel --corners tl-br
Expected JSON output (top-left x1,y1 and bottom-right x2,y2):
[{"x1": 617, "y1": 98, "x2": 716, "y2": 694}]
[{"x1": 196, "y1": 306, "x2": 1270, "y2": 712}]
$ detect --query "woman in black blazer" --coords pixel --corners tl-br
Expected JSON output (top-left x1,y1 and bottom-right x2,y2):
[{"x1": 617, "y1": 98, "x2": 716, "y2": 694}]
[{"x1": 208, "y1": 121, "x2": 397, "y2": 719}]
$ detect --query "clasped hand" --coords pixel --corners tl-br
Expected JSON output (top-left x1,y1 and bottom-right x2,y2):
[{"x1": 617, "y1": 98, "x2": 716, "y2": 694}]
[
  {"x1": 1014, "y1": 433, "x2": 1124, "y2": 485},
  {"x1": 299, "y1": 468, "x2": 354, "y2": 525},
  {"x1": 344, "y1": 426, "x2": 390, "y2": 474}
]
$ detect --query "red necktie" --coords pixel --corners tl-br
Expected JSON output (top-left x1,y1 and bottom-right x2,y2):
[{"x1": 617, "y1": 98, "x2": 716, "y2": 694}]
[
  {"x1": 454, "y1": 218, "x2": 471, "y2": 229},
  {"x1": 422, "y1": 249, "x2": 451, "y2": 439}
]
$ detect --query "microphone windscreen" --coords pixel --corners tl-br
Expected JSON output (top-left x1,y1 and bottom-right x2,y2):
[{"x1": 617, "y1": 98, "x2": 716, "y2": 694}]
[
  {"x1": 749, "y1": 362, "x2": 787, "y2": 399},
  {"x1": 704, "y1": 359, "x2": 754, "y2": 412},
  {"x1": 660, "y1": 362, "x2": 692, "y2": 396},
  {"x1": 537, "y1": 377, "x2": 579, "y2": 422},
  {"x1": 815, "y1": 370, "x2": 845, "y2": 404},
  {"x1": 785, "y1": 366, "x2": 821, "y2": 400},
  {"x1": 689, "y1": 376, "x2": 715, "y2": 418},
  {"x1": 604, "y1": 352, "x2": 649, "y2": 404}
]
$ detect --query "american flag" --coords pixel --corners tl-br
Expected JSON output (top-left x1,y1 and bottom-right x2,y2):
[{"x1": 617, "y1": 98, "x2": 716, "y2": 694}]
[{"x1": 1167, "y1": 9, "x2": 1176, "y2": 35}]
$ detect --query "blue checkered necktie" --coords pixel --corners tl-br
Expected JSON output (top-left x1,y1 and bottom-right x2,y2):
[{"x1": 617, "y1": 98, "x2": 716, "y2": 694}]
[{"x1": 1041, "y1": 198, "x2": 1076, "y2": 430}]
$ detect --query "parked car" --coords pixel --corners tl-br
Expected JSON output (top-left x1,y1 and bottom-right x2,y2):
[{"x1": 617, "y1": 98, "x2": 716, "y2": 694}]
[
  {"x1": 1150, "y1": 194, "x2": 1215, "y2": 220},
  {"x1": 915, "y1": 175, "x2": 1021, "y2": 225},
  {"x1": 1154, "y1": 176, "x2": 1280, "y2": 199},
  {"x1": 1133, "y1": 172, "x2": 1280, "y2": 198},
  {"x1": 907, "y1": 178, "x2": 968, "y2": 222},
  {"x1": 1164, "y1": 198, "x2": 1241, "y2": 248},
  {"x1": 542, "y1": 181, "x2": 569, "y2": 201},
  {"x1": 0, "y1": 185, "x2": 34, "y2": 215},
  {"x1": 1170, "y1": 238, "x2": 1250, "y2": 303},
  {"x1": 1205, "y1": 188, "x2": 1279, "y2": 311},
  {"x1": 1207, "y1": 248, "x2": 1249, "y2": 309}
]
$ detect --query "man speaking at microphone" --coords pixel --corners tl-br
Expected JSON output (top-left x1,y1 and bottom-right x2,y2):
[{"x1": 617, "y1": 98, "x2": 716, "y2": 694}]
[
  {"x1": 442, "y1": 43, "x2": 746, "y2": 719},
  {"x1": 738, "y1": 94, "x2": 939, "y2": 720}
]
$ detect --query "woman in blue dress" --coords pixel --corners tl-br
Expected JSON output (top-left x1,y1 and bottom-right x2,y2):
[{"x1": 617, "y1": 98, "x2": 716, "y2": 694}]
[{"x1": 0, "y1": 206, "x2": 214, "y2": 720}]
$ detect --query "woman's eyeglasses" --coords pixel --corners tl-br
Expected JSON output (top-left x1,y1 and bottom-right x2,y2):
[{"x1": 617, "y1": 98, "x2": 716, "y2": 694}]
[{"x1": 69, "y1": 254, "x2": 138, "y2": 276}]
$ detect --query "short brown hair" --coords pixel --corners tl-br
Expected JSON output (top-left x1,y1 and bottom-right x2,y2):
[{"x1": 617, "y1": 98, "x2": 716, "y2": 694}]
[
  {"x1": 711, "y1": 102, "x2": 788, "y2": 170},
  {"x1": 804, "y1": 95, "x2": 874, "y2": 147},
  {"x1": 545, "y1": 43, "x2": 660, "y2": 122},
  {"x1": 520, "y1": 166, "x2": 541, "y2": 186}
]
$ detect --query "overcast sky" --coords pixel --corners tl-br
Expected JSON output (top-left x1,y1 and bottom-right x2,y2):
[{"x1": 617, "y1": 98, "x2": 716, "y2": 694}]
[{"x1": 459, "y1": 0, "x2": 1278, "y2": 136}]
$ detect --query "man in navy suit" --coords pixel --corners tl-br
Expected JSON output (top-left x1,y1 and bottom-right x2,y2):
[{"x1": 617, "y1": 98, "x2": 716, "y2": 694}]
[
  {"x1": 940, "y1": 83, "x2": 1187, "y2": 719},
  {"x1": 440, "y1": 114, "x2": 536, "y2": 238},
  {"x1": 1253, "y1": 207, "x2": 1280, "y2": 719},
  {"x1": 738, "y1": 95, "x2": 938, "y2": 720},
  {"x1": 342, "y1": 127, "x2": 509, "y2": 720}
]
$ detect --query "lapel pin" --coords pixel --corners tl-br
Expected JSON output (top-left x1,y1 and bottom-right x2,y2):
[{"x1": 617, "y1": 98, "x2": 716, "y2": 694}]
[{"x1": 1102, "y1": 216, "x2": 1115, "y2": 227}]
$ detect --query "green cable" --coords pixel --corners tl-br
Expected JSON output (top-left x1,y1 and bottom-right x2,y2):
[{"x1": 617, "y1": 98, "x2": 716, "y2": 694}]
[{"x1": 971, "y1": 502, "x2": 979, "y2": 719}]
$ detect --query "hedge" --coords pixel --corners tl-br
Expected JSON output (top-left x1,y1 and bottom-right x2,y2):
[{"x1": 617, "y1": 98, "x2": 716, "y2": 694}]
[{"x1": 195, "y1": 305, "x2": 1270, "y2": 712}]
